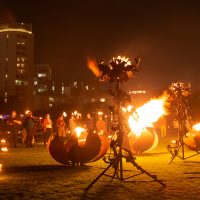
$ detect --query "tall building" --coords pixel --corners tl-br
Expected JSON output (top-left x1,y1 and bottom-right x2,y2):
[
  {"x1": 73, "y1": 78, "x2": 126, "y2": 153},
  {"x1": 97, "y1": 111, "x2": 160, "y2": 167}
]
[{"x1": 0, "y1": 23, "x2": 34, "y2": 109}]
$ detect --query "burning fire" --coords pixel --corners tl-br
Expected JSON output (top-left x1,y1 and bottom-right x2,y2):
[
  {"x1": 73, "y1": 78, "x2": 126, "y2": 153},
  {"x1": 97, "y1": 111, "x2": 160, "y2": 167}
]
[
  {"x1": 74, "y1": 127, "x2": 85, "y2": 138},
  {"x1": 128, "y1": 95, "x2": 168, "y2": 137},
  {"x1": 193, "y1": 123, "x2": 200, "y2": 131},
  {"x1": 1, "y1": 147, "x2": 8, "y2": 152},
  {"x1": 0, "y1": 139, "x2": 6, "y2": 144},
  {"x1": 87, "y1": 58, "x2": 101, "y2": 78},
  {"x1": 113, "y1": 56, "x2": 131, "y2": 66}
]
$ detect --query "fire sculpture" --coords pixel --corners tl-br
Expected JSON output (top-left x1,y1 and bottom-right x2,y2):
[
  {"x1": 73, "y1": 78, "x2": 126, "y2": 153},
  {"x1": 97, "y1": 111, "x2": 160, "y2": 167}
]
[{"x1": 48, "y1": 125, "x2": 109, "y2": 165}]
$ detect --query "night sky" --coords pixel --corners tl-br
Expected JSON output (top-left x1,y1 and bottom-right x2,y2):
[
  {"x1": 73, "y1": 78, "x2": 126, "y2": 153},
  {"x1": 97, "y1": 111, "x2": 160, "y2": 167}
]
[{"x1": 1, "y1": 0, "x2": 200, "y2": 89}]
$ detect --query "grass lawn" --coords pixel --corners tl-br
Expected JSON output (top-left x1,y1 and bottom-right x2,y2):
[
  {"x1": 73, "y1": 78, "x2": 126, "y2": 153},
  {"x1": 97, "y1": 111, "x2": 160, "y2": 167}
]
[{"x1": 0, "y1": 136, "x2": 200, "y2": 200}]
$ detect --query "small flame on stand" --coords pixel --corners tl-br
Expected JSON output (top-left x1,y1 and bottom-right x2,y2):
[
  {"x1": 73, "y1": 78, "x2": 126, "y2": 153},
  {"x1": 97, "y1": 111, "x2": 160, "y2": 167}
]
[
  {"x1": 128, "y1": 95, "x2": 168, "y2": 137},
  {"x1": 1, "y1": 139, "x2": 6, "y2": 144},
  {"x1": 1, "y1": 147, "x2": 8, "y2": 152},
  {"x1": 74, "y1": 127, "x2": 86, "y2": 138}
]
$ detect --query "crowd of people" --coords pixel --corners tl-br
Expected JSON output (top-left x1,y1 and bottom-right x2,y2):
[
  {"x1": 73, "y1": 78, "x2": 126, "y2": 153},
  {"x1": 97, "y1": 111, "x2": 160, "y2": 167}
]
[{"x1": 5, "y1": 110, "x2": 108, "y2": 148}]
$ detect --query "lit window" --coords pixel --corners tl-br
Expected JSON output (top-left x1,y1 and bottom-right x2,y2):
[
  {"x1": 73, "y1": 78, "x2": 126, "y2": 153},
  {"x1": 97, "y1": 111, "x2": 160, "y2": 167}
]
[
  {"x1": 4, "y1": 98, "x2": 7, "y2": 103},
  {"x1": 21, "y1": 64, "x2": 25, "y2": 67},
  {"x1": 17, "y1": 63, "x2": 20, "y2": 67},
  {"x1": 5, "y1": 58, "x2": 8, "y2": 62},
  {"x1": 15, "y1": 80, "x2": 28, "y2": 86},
  {"x1": 17, "y1": 58, "x2": 20, "y2": 62},
  {"x1": 5, "y1": 74, "x2": 8, "y2": 78},
  {"x1": 86, "y1": 86, "x2": 89, "y2": 90},
  {"x1": 91, "y1": 98, "x2": 95, "y2": 102},
  {"x1": 38, "y1": 73, "x2": 46, "y2": 78},
  {"x1": 6, "y1": 34, "x2": 9, "y2": 39}
]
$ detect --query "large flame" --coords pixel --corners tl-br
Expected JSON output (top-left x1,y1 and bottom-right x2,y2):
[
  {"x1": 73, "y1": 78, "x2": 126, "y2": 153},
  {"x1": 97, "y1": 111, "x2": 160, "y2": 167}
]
[
  {"x1": 87, "y1": 58, "x2": 101, "y2": 78},
  {"x1": 193, "y1": 123, "x2": 200, "y2": 131},
  {"x1": 128, "y1": 95, "x2": 168, "y2": 137}
]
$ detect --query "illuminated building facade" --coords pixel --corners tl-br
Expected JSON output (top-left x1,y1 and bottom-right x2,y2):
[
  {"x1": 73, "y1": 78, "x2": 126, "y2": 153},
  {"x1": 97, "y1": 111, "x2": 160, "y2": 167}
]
[
  {"x1": 34, "y1": 64, "x2": 51, "y2": 94},
  {"x1": 0, "y1": 23, "x2": 34, "y2": 108}
]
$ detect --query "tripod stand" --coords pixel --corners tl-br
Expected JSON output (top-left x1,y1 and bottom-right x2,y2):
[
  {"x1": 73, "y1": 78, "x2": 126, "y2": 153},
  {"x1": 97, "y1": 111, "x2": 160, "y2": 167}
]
[
  {"x1": 85, "y1": 138, "x2": 166, "y2": 190},
  {"x1": 167, "y1": 81, "x2": 200, "y2": 164},
  {"x1": 168, "y1": 119, "x2": 200, "y2": 164},
  {"x1": 85, "y1": 84, "x2": 165, "y2": 190}
]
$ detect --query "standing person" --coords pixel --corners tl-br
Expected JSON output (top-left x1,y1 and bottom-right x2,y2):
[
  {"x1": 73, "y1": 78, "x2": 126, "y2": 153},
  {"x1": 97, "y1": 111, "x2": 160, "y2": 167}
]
[
  {"x1": 84, "y1": 113, "x2": 94, "y2": 134},
  {"x1": 42, "y1": 113, "x2": 53, "y2": 147},
  {"x1": 56, "y1": 114, "x2": 66, "y2": 140},
  {"x1": 96, "y1": 115, "x2": 106, "y2": 135},
  {"x1": 159, "y1": 116, "x2": 167, "y2": 138},
  {"x1": 23, "y1": 111, "x2": 35, "y2": 147},
  {"x1": 69, "y1": 114, "x2": 76, "y2": 134},
  {"x1": 7, "y1": 110, "x2": 21, "y2": 148}
]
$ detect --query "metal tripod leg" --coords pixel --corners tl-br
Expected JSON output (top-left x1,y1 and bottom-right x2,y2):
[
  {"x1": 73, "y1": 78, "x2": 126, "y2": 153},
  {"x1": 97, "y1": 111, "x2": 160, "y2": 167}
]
[
  {"x1": 125, "y1": 156, "x2": 166, "y2": 187},
  {"x1": 85, "y1": 156, "x2": 120, "y2": 191}
]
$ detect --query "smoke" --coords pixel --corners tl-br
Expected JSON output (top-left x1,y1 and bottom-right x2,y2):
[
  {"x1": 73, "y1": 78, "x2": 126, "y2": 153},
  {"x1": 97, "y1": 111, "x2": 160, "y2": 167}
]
[{"x1": 0, "y1": 3, "x2": 16, "y2": 24}]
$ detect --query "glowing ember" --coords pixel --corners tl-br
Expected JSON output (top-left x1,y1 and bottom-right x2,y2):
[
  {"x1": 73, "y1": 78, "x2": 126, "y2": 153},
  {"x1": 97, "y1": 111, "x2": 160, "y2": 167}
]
[
  {"x1": 1, "y1": 147, "x2": 8, "y2": 152},
  {"x1": 87, "y1": 58, "x2": 101, "y2": 78},
  {"x1": 74, "y1": 127, "x2": 85, "y2": 138},
  {"x1": 128, "y1": 95, "x2": 167, "y2": 137},
  {"x1": 193, "y1": 123, "x2": 200, "y2": 131},
  {"x1": 0, "y1": 139, "x2": 6, "y2": 144}
]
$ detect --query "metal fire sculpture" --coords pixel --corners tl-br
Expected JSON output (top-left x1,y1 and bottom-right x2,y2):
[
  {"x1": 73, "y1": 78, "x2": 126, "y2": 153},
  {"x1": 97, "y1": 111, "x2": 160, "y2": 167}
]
[
  {"x1": 48, "y1": 133, "x2": 109, "y2": 166},
  {"x1": 85, "y1": 56, "x2": 166, "y2": 191},
  {"x1": 167, "y1": 81, "x2": 200, "y2": 163}
]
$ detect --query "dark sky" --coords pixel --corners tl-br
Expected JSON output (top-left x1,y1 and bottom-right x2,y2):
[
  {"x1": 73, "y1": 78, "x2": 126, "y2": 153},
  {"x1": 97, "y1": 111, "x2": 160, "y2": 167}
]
[{"x1": 1, "y1": 0, "x2": 200, "y2": 89}]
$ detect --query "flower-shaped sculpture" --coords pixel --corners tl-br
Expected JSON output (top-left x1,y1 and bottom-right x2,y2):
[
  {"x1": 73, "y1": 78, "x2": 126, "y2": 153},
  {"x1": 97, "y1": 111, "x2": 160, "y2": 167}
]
[{"x1": 98, "y1": 56, "x2": 141, "y2": 82}]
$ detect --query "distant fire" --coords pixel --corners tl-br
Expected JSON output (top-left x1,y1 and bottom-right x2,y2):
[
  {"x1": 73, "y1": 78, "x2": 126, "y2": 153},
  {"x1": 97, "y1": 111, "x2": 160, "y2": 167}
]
[
  {"x1": 74, "y1": 127, "x2": 85, "y2": 138},
  {"x1": 193, "y1": 123, "x2": 200, "y2": 131},
  {"x1": 0, "y1": 139, "x2": 6, "y2": 144},
  {"x1": 87, "y1": 58, "x2": 101, "y2": 78},
  {"x1": 128, "y1": 95, "x2": 168, "y2": 137},
  {"x1": 1, "y1": 147, "x2": 8, "y2": 152}
]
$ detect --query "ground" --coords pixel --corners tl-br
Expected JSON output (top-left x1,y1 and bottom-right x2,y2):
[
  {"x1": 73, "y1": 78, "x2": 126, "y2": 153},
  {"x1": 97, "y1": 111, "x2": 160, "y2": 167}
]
[{"x1": 0, "y1": 136, "x2": 200, "y2": 200}]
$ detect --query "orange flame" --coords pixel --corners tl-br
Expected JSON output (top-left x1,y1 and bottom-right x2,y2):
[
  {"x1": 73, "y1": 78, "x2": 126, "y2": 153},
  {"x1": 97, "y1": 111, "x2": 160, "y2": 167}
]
[
  {"x1": 193, "y1": 123, "x2": 200, "y2": 131},
  {"x1": 128, "y1": 95, "x2": 168, "y2": 137},
  {"x1": 74, "y1": 127, "x2": 85, "y2": 138},
  {"x1": 87, "y1": 58, "x2": 101, "y2": 78},
  {"x1": 1, "y1": 147, "x2": 8, "y2": 152}
]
